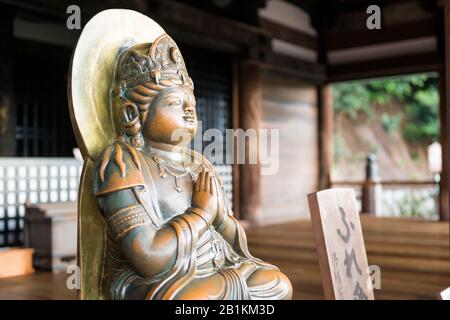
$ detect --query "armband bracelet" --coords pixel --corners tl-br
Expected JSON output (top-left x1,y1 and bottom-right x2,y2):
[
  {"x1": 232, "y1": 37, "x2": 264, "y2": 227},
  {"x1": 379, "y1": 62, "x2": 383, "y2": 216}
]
[
  {"x1": 106, "y1": 204, "x2": 150, "y2": 241},
  {"x1": 186, "y1": 207, "x2": 211, "y2": 228}
]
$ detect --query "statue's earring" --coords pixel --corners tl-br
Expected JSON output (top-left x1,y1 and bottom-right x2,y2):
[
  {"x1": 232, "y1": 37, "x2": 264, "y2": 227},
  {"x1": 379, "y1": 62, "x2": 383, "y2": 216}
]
[{"x1": 122, "y1": 102, "x2": 144, "y2": 149}]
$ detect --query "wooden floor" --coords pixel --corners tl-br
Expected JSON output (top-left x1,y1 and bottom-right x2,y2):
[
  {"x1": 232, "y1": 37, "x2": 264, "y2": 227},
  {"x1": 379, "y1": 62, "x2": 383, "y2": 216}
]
[
  {"x1": 0, "y1": 216, "x2": 448, "y2": 300},
  {"x1": 0, "y1": 271, "x2": 77, "y2": 300},
  {"x1": 246, "y1": 216, "x2": 450, "y2": 300}
]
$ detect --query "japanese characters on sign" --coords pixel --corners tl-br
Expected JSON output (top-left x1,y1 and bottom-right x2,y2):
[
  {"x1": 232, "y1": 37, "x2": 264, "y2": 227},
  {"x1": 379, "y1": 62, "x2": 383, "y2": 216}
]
[{"x1": 308, "y1": 188, "x2": 375, "y2": 300}]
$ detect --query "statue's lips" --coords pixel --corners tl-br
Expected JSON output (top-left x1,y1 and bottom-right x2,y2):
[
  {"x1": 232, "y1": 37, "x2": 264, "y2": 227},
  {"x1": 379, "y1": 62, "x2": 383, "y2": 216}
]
[{"x1": 183, "y1": 115, "x2": 195, "y2": 121}]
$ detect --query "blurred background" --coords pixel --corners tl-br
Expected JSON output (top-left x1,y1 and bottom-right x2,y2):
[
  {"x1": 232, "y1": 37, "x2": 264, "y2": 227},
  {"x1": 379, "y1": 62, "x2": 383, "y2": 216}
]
[{"x1": 0, "y1": 0, "x2": 448, "y2": 300}]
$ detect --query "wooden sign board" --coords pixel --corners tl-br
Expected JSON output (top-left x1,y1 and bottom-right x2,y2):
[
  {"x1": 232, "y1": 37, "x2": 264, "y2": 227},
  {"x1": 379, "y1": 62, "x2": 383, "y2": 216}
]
[{"x1": 308, "y1": 188, "x2": 374, "y2": 300}]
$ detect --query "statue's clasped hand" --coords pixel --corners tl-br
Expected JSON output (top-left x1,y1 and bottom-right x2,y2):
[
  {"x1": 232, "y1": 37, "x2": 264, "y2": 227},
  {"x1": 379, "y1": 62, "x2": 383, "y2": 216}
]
[{"x1": 191, "y1": 168, "x2": 218, "y2": 226}]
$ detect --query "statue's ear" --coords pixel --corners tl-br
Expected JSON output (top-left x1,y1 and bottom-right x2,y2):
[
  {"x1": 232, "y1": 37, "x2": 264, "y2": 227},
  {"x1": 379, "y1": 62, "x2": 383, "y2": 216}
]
[
  {"x1": 123, "y1": 102, "x2": 139, "y2": 122},
  {"x1": 122, "y1": 102, "x2": 141, "y2": 136}
]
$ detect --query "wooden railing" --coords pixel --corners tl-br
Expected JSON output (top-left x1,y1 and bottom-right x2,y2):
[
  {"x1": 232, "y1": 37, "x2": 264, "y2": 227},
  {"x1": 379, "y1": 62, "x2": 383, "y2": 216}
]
[
  {"x1": 330, "y1": 155, "x2": 439, "y2": 219},
  {"x1": 332, "y1": 180, "x2": 436, "y2": 187},
  {"x1": 330, "y1": 179, "x2": 439, "y2": 219}
]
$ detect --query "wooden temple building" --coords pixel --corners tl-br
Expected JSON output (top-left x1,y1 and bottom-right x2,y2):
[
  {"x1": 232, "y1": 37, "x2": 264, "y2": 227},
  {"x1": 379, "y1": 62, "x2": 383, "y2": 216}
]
[{"x1": 0, "y1": 0, "x2": 449, "y2": 300}]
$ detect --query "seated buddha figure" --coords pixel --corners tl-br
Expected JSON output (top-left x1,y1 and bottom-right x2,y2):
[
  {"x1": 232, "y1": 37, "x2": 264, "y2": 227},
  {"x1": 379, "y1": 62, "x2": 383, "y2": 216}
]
[{"x1": 93, "y1": 34, "x2": 292, "y2": 300}]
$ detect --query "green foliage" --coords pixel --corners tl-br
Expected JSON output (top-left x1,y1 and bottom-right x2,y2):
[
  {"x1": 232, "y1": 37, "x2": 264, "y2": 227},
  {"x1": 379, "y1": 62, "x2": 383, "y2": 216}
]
[
  {"x1": 403, "y1": 89, "x2": 440, "y2": 143},
  {"x1": 332, "y1": 73, "x2": 440, "y2": 144},
  {"x1": 332, "y1": 82, "x2": 371, "y2": 119},
  {"x1": 381, "y1": 112, "x2": 401, "y2": 133},
  {"x1": 410, "y1": 149, "x2": 420, "y2": 163}
]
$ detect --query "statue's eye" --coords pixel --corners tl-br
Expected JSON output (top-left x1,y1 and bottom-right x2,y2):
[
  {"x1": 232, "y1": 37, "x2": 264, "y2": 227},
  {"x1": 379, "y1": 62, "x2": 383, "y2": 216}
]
[{"x1": 168, "y1": 99, "x2": 182, "y2": 106}]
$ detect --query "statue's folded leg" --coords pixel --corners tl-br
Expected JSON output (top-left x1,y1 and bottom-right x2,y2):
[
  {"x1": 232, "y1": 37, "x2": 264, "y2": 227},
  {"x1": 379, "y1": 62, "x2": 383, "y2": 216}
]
[
  {"x1": 164, "y1": 267, "x2": 292, "y2": 300},
  {"x1": 246, "y1": 268, "x2": 293, "y2": 300},
  {"x1": 170, "y1": 273, "x2": 227, "y2": 300}
]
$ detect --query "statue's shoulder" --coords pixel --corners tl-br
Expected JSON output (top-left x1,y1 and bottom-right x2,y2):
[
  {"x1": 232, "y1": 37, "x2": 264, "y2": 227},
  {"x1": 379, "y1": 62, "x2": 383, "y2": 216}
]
[{"x1": 93, "y1": 139, "x2": 145, "y2": 196}]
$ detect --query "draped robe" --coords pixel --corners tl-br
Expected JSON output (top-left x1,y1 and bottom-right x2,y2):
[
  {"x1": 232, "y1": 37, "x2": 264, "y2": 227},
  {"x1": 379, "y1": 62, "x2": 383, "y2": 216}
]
[{"x1": 93, "y1": 141, "x2": 289, "y2": 300}]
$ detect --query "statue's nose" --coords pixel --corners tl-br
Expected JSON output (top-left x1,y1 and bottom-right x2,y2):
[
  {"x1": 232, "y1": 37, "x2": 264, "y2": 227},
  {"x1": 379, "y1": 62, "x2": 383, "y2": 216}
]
[{"x1": 184, "y1": 102, "x2": 195, "y2": 113}]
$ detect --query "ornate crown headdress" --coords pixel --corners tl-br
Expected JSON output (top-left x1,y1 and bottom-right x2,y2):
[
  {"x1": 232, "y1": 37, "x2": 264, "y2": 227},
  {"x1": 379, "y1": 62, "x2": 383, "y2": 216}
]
[{"x1": 115, "y1": 34, "x2": 193, "y2": 97}]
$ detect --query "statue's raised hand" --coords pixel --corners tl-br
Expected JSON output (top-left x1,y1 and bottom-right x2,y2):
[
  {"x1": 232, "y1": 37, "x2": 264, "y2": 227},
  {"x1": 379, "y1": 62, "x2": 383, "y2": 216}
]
[{"x1": 191, "y1": 168, "x2": 218, "y2": 224}]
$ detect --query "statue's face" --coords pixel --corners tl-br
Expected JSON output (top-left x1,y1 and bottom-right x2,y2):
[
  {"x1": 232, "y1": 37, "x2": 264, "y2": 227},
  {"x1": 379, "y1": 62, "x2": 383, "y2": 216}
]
[{"x1": 142, "y1": 85, "x2": 197, "y2": 146}]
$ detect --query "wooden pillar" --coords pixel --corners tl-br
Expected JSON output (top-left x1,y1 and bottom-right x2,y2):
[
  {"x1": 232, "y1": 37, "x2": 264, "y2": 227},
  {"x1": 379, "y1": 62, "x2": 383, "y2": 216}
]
[
  {"x1": 439, "y1": 0, "x2": 450, "y2": 223},
  {"x1": 237, "y1": 62, "x2": 262, "y2": 224},
  {"x1": 231, "y1": 61, "x2": 241, "y2": 219},
  {"x1": 361, "y1": 154, "x2": 383, "y2": 215},
  {"x1": 317, "y1": 85, "x2": 333, "y2": 190},
  {"x1": 439, "y1": 72, "x2": 449, "y2": 221},
  {"x1": 0, "y1": 10, "x2": 15, "y2": 157}
]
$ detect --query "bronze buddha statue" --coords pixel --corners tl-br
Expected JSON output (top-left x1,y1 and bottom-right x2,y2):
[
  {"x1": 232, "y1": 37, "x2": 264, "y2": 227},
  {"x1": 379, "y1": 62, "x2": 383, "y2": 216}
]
[{"x1": 69, "y1": 9, "x2": 292, "y2": 300}]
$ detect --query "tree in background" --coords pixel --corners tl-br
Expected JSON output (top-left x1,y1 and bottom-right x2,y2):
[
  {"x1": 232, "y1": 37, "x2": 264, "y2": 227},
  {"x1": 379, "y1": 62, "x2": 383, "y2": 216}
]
[
  {"x1": 332, "y1": 74, "x2": 440, "y2": 218},
  {"x1": 333, "y1": 73, "x2": 439, "y2": 146}
]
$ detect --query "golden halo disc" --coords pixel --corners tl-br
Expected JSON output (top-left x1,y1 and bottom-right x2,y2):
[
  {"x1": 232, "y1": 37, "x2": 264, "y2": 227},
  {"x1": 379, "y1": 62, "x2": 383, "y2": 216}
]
[{"x1": 68, "y1": 9, "x2": 165, "y2": 160}]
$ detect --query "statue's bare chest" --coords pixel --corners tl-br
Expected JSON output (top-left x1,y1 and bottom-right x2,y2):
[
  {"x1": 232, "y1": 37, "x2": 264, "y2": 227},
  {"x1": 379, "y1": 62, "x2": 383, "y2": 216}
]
[{"x1": 143, "y1": 156, "x2": 200, "y2": 222}]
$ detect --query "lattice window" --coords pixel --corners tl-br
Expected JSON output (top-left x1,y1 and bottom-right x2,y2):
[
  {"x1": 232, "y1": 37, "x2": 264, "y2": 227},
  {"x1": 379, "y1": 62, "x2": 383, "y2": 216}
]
[
  {"x1": 182, "y1": 45, "x2": 234, "y2": 203},
  {"x1": 14, "y1": 44, "x2": 76, "y2": 157},
  {"x1": 182, "y1": 45, "x2": 233, "y2": 163},
  {"x1": 0, "y1": 158, "x2": 82, "y2": 247}
]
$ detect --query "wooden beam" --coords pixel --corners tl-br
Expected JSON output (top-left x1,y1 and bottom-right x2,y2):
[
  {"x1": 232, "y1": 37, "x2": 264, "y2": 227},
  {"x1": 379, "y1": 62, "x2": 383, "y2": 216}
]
[
  {"x1": 254, "y1": 50, "x2": 326, "y2": 84},
  {"x1": 335, "y1": 0, "x2": 427, "y2": 12},
  {"x1": 151, "y1": 0, "x2": 268, "y2": 49},
  {"x1": 284, "y1": 0, "x2": 318, "y2": 15},
  {"x1": 0, "y1": 0, "x2": 66, "y2": 21},
  {"x1": 259, "y1": 17, "x2": 317, "y2": 50},
  {"x1": 327, "y1": 18, "x2": 437, "y2": 51},
  {"x1": 0, "y1": 0, "x2": 149, "y2": 23},
  {"x1": 328, "y1": 52, "x2": 442, "y2": 82}
]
